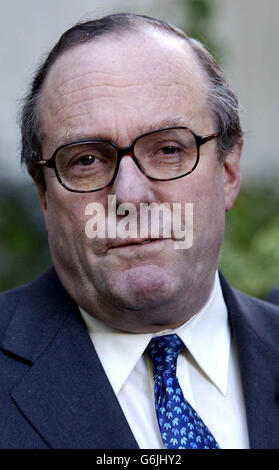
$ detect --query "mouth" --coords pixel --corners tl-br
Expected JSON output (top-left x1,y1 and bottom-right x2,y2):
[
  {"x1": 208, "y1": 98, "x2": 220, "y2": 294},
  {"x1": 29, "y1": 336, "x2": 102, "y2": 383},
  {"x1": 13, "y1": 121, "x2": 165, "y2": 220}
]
[
  {"x1": 124, "y1": 239, "x2": 157, "y2": 246},
  {"x1": 106, "y1": 238, "x2": 169, "y2": 252}
]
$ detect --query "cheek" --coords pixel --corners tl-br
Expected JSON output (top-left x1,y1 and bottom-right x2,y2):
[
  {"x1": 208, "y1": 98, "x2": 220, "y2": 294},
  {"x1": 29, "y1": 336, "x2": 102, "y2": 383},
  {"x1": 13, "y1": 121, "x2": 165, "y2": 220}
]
[
  {"x1": 164, "y1": 168, "x2": 225, "y2": 241},
  {"x1": 44, "y1": 188, "x2": 90, "y2": 253},
  {"x1": 44, "y1": 186, "x2": 113, "y2": 270},
  {"x1": 194, "y1": 178, "x2": 226, "y2": 252}
]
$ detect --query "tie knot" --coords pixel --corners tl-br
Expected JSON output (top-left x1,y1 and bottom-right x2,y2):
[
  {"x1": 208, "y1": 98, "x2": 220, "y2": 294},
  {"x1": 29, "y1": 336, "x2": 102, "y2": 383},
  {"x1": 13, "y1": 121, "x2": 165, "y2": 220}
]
[{"x1": 146, "y1": 334, "x2": 183, "y2": 378}]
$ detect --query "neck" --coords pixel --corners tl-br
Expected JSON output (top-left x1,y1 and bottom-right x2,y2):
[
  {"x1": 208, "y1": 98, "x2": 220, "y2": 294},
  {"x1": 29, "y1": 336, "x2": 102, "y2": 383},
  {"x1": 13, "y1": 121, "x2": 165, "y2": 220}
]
[{"x1": 77, "y1": 273, "x2": 216, "y2": 333}]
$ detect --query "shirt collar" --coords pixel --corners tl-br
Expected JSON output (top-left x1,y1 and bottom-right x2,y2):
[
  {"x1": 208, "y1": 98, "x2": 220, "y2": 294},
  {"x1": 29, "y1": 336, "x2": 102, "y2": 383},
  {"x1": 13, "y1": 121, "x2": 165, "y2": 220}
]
[
  {"x1": 80, "y1": 271, "x2": 230, "y2": 396},
  {"x1": 177, "y1": 271, "x2": 230, "y2": 395},
  {"x1": 80, "y1": 308, "x2": 152, "y2": 395}
]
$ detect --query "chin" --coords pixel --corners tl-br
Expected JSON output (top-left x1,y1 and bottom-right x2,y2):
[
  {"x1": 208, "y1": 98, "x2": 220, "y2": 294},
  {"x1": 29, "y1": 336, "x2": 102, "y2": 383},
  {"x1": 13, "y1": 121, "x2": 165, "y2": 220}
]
[{"x1": 106, "y1": 264, "x2": 180, "y2": 311}]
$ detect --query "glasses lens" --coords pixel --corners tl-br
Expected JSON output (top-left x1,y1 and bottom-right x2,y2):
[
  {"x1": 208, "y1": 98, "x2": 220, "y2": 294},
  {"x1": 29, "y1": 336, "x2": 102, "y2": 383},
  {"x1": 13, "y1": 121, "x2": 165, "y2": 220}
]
[
  {"x1": 134, "y1": 128, "x2": 198, "y2": 180},
  {"x1": 55, "y1": 142, "x2": 117, "y2": 191}
]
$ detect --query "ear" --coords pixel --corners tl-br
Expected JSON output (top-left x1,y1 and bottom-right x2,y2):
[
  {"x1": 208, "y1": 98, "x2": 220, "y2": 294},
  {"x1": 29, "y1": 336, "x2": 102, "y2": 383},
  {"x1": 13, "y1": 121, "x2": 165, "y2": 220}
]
[
  {"x1": 28, "y1": 166, "x2": 48, "y2": 228},
  {"x1": 35, "y1": 181, "x2": 48, "y2": 218},
  {"x1": 223, "y1": 138, "x2": 243, "y2": 211}
]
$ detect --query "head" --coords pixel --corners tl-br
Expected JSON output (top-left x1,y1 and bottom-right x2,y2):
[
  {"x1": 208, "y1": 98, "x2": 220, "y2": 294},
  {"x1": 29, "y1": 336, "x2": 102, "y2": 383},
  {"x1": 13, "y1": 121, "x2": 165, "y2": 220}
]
[{"x1": 20, "y1": 13, "x2": 243, "y2": 333}]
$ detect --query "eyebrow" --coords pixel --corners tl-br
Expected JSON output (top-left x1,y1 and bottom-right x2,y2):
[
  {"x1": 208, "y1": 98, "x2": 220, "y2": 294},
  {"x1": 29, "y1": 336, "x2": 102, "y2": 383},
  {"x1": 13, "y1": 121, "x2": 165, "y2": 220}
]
[{"x1": 58, "y1": 117, "x2": 191, "y2": 147}]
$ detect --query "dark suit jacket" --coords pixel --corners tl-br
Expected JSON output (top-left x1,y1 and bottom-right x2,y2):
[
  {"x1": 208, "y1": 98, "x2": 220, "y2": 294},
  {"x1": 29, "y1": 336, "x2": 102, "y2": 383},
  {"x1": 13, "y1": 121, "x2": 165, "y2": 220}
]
[
  {"x1": 1, "y1": 267, "x2": 279, "y2": 449},
  {"x1": 266, "y1": 287, "x2": 279, "y2": 306}
]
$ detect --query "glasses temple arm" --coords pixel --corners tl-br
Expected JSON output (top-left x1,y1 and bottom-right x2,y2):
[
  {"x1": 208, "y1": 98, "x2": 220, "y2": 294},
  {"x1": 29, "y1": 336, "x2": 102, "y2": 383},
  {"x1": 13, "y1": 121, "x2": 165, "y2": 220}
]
[
  {"x1": 198, "y1": 132, "x2": 221, "y2": 145},
  {"x1": 35, "y1": 159, "x2": 55, "y2": 168}
]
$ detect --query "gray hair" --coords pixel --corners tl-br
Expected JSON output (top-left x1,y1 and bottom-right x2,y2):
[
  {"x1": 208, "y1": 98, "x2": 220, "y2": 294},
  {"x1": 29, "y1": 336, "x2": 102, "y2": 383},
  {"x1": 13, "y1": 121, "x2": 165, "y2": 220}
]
[{"x1": 20, "y1": 13, "x2": 242, "y2": 186}]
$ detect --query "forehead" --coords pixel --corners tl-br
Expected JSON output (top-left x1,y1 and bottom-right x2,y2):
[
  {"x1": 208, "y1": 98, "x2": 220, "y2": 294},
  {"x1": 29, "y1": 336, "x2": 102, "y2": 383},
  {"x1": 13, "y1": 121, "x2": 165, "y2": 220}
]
[{"x1": 39, "y1": 29, "x2": 210, "y2": 151}]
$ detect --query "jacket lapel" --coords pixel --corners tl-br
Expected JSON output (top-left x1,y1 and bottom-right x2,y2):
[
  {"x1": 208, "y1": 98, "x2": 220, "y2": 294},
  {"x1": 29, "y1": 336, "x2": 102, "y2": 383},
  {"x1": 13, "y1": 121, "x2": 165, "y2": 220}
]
[
  {"x1": 220, "y1": 273, "x2": 279, "y2": 449},
  {"x1": 2, "y1": 268, "x2": 138, "y2": 449}
]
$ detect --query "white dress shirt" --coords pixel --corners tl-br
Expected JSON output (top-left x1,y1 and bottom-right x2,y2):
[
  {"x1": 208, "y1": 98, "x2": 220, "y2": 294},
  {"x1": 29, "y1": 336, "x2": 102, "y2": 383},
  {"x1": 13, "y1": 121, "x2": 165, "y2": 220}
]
[{"x1": 80, "y1": 272, "x2": 250, "y2": 449}]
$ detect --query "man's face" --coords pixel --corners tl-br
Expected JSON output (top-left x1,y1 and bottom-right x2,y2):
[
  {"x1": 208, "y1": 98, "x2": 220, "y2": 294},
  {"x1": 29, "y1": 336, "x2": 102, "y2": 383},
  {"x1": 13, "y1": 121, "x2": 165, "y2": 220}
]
[{"x1": 37, "y1": 29, "x2": 241, "y2": 332}]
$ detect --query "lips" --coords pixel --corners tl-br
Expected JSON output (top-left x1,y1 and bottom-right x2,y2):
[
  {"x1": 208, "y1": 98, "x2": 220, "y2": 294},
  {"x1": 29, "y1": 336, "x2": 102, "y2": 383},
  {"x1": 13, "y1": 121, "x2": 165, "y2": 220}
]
[{"x1": 107, "y1": 238, "x2": 167, "y2": 251}]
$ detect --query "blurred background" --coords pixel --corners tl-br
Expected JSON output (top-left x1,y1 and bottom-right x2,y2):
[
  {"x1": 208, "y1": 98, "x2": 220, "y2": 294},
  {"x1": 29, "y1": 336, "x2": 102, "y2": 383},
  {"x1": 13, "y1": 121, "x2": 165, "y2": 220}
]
[{"x1": 0, "y1": 0, "x2": 279, "y2": 298}]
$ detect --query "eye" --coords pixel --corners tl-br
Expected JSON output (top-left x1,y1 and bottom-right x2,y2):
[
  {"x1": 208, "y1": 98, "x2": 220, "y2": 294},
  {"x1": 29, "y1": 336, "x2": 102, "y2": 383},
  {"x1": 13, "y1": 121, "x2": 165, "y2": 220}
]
[
  {"x1": 77, "y1": 155, "x2": 96, "y2": 166},
  {"x1": 155, "y1": 145, "x2": 182, "y2": 157},
  {"x1": 160, "y1": 146, "x2": 180, "y2": 155}
]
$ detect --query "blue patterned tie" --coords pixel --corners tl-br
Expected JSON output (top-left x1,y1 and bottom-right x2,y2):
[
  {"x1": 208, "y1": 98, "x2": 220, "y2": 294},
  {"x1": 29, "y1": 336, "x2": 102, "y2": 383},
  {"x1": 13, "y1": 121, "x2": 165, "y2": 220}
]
[{"x1": 146, "y1": 334, "x2": 220, "y2": 449}]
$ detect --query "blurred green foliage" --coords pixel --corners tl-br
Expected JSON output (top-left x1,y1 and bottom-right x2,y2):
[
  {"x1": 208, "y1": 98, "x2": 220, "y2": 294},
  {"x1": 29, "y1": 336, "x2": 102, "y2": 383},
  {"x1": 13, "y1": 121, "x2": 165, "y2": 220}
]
[
  {"x1": 179, "y1": 0, "x2": 223, "y2": 61},
  {"x1": 220, "y1": 184, "x2": 279, "y2": 298},
  {"x1": 0, "y1": 182, "x2": 51, "y2": 292}
]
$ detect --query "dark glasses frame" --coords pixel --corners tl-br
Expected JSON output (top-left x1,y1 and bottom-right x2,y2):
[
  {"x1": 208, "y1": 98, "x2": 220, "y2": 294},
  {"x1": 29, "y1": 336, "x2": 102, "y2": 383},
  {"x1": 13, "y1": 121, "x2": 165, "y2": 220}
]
[{"x1": 36, "y1": 126, "x2": 220, "y2": 193}]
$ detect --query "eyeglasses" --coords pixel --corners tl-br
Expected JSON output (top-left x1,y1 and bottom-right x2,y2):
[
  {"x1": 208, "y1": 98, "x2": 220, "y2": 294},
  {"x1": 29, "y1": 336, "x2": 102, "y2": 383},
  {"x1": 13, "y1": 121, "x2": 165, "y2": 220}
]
[{"x1": 36, "y1": 127, "x2": 220, "y2": 193}]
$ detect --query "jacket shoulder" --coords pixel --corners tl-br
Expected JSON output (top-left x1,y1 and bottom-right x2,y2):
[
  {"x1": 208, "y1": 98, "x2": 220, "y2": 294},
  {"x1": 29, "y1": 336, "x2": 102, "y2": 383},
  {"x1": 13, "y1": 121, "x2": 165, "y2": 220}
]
[
  {"x1": 221, "y1": 273, "x2": 279, "y2": 357},
  {"x1": 0, "y1": 268, "x2": 57, "y2": 338},
  {"x1": 266, "y1": 287, "x2": 279, "y2": 305},
  {"x1": 233, "y1": 286, "x2": 279, "y2": 320}
]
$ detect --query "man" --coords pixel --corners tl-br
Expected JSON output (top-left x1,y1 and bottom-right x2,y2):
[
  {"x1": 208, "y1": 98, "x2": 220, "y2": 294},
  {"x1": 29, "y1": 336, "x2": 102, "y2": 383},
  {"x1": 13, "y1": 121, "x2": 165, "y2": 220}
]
[{"x1": 1, "y1": 13, "x2": 279, "y2": 449}]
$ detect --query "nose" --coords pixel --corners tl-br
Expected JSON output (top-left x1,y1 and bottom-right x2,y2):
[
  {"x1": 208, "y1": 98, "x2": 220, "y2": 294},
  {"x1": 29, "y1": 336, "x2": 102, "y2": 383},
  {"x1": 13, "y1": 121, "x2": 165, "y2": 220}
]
[{"x1": 111, "y1": 155, "x2": 156, "y2": 205}]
